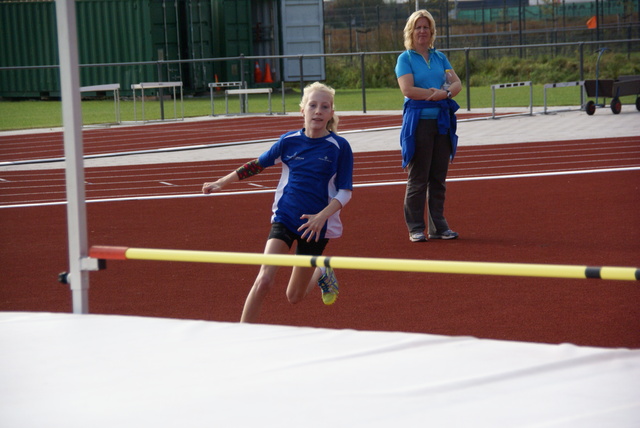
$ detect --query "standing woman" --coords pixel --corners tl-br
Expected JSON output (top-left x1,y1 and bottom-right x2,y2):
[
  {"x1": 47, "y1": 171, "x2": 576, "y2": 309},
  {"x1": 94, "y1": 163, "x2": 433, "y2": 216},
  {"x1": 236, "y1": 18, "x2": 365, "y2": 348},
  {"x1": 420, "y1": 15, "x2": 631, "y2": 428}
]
[
  {"x1": 202, "y1": 82, "x2": 354, "y2": 323},
  {"x1": 395, "y1": 9, "x2": 461, "y2": 243}
]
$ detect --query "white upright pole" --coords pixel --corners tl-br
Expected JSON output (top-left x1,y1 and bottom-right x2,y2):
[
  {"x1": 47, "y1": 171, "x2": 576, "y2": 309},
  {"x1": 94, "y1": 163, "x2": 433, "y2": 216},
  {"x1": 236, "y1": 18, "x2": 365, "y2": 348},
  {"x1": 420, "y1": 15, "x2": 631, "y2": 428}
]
[{"x1": 55, "y1": 0, "x2": 90, "y2": 313}]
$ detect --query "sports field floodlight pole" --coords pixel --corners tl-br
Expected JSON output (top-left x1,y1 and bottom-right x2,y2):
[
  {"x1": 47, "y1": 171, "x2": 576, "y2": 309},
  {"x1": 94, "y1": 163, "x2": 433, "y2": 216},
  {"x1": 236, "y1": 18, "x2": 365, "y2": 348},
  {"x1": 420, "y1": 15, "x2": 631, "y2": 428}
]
[{"x1": 55, "y1": 0, "x2": 100, "y2": 313}]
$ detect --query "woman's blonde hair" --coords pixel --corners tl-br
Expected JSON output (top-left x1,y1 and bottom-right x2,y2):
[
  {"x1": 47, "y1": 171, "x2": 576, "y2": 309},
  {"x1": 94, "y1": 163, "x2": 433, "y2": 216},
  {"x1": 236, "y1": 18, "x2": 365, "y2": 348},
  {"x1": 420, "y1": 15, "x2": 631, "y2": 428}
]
[
  {"x1": 299, "y1": 81, "x2": 339, "y2": 134},
  {"x1": 403, "y1": 9, "x2": 437, "y2": 50}
]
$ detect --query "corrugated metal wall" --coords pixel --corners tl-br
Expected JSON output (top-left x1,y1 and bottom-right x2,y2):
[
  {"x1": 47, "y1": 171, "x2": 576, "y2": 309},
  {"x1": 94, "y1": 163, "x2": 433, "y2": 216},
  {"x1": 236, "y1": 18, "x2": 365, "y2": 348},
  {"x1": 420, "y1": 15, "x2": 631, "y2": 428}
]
[
  {"x1": 0, "y1": 1, "x2": 59, "y2": 97},
  {"x1": 183, "y1": 0, "x2": 214, "y2": 91},
  {"x1": 213, "y1": 0, "x2": 252, "y2": 83},
  {"x1": 77, "y1": 0, "x2": 162, "y2": 95},
  {"x1": 0, "y1": 0, "x2": 256, "y2": 98}
]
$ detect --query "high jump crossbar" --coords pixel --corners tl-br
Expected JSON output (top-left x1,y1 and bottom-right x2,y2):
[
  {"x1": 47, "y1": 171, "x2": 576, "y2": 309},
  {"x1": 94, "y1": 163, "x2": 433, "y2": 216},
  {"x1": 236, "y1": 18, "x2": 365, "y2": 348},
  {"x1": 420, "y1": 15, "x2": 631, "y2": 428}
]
[{"x1": 89, "y1": 246, "x2": 639, "y2": 281}]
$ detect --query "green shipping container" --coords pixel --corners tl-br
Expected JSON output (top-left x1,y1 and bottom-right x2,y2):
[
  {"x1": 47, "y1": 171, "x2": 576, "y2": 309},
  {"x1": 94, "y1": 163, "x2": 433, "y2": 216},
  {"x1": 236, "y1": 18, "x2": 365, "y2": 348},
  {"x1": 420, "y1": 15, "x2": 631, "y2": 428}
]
[
  {"x1": 212, "y1": 0, "x2": 252, "y2": 83},
  {"x1": 0, "y1": 0, "x2": 231, "y2": 98},
  {"x1": 75, "y1": 0, "x2": 177, "y2": 96},
  {"x1": 0, "y1": 0, "x2": 59, "y2": 97}
]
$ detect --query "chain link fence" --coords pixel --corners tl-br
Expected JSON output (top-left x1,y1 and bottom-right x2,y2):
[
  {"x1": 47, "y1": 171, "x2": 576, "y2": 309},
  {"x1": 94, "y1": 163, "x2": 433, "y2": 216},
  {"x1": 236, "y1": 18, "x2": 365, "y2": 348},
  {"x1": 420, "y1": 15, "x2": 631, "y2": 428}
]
[{"x1": 324, "y1": 0, "x2": 640, "y2": 53}]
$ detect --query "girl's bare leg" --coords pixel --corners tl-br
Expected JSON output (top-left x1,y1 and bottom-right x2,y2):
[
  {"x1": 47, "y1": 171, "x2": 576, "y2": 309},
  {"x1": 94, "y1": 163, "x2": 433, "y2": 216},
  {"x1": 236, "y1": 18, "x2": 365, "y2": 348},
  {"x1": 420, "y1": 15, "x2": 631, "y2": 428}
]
[
  {"x1": 286, "y1": 266, "x2": 322, "y2": 304},
  {"x1": 240, "y1": 239, "x2": 289, "y2": 323}
]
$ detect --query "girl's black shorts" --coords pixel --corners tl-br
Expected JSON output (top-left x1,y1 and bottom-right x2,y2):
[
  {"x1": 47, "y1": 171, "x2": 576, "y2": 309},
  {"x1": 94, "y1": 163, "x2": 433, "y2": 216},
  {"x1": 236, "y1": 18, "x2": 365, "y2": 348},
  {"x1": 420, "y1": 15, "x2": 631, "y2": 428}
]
[{"x1": 268, "y1": 222, "x2": 329, "y2": 256}]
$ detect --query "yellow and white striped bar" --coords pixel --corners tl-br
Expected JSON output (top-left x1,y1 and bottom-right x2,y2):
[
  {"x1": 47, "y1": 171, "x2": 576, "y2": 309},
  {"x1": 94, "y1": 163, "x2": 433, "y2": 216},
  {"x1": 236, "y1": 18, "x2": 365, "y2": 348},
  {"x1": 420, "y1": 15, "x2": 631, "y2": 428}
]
[{"x1": 89, "y1": 246, "x2": 639, "y2": 281}]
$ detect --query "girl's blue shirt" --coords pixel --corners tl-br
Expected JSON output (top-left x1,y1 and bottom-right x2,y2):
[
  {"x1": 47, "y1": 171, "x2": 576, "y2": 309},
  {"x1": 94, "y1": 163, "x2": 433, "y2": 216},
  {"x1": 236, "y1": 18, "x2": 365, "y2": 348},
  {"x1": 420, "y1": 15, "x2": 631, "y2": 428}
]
[{"x1": 258, "y1": 129, "x2": 353, "y2": 239}]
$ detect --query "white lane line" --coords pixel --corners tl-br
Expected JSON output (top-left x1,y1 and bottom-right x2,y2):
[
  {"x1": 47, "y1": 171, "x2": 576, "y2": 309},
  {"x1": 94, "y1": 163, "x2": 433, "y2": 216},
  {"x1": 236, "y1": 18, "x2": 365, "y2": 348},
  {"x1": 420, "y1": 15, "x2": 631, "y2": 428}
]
[{"x1": 2, "y1": 166, "x2": 638, "y2": 209}]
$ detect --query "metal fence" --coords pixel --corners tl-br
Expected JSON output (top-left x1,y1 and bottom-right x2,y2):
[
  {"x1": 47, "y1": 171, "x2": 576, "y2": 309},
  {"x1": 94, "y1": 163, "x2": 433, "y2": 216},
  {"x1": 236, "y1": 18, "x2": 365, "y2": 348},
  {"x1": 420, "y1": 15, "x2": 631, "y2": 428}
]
[
  {"x1": 316, "y1": 38, "x2": 639, "y2": 112},
  {"x1": 0, "y1": 38, "x2": 638, "y2": 114},
  {"x1": 324, "y1": 1, "x2": 640, "y2": 52}
]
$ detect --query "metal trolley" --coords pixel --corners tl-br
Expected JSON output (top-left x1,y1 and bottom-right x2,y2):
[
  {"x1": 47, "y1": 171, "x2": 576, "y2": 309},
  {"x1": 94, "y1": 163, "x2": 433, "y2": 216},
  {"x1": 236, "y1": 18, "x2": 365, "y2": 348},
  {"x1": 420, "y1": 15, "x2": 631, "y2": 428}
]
[{"x1": 583, "y1": 48, "x2": 640, "y2": 115}]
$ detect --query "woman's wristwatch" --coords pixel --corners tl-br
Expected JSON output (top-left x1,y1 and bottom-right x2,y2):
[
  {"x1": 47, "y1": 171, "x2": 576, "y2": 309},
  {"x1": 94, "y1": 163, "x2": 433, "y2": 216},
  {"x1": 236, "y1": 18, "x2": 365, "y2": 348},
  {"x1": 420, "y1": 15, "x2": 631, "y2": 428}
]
[{"x1": 446, "y1": 90, "x2": 452, "y2": 99}]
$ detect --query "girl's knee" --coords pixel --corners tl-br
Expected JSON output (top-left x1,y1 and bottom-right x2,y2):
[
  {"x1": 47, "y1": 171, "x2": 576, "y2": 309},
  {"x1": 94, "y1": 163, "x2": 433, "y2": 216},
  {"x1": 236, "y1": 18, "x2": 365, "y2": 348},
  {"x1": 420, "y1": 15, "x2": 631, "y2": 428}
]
[
  {"x1": 253, "y1": 275, "x2": 275, "y2": 297},
  {"x1": 286, "y1": 268, "x2": 318, "y2": 304},
  {"x1": 286, "y1": 288, "x2": 306, "y2": 305}
]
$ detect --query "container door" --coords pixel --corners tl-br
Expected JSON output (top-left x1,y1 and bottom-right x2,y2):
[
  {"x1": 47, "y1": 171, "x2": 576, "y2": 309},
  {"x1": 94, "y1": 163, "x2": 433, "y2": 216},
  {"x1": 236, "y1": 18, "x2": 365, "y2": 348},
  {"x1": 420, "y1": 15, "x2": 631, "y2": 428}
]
[
  {"x1": 183, "y1": 0, "x2": 215, "y2": 92},
  {"x1": 280, "y1": 0, "x2": 325, "y2": 82},
  {"x1": 212, "y1": 0, "x2": 251, "y2": 82}
]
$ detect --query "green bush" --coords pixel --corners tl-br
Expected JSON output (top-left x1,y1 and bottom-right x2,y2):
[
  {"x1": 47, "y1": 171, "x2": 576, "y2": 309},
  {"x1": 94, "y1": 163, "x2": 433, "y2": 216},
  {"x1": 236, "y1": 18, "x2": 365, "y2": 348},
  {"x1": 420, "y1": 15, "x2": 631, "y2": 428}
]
[{"x1": 325, "y1": 52, "x2": 640, "y2": 89}]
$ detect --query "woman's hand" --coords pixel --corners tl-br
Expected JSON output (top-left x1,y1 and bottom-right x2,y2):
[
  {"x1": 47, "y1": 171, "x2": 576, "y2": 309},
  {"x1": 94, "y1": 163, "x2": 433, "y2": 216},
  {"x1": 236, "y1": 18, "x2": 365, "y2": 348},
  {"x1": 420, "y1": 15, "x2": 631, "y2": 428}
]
[
  {"x1": 398, "y1": 74, "x2": 436, "y2": 101},
  {"x1": 426, "y1": 88, "x2": 449, "y2": 101}
]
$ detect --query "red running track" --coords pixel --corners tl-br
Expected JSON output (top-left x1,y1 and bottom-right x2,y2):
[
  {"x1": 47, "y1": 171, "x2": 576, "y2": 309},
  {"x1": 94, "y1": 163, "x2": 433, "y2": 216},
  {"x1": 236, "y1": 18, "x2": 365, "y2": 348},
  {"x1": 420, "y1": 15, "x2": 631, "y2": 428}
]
[
  {"x1": 1, "y1": 136, "x2": 639, "y2": 207},
  {"x1": 0, "y1": 114, "x2": 408, "y2": 163},
  {"x1": 1, "y1": 118, "x2": 639, "y2": 348},
  {"x1": 0, "y1": 112, "x2": 499, "y2": 164}
]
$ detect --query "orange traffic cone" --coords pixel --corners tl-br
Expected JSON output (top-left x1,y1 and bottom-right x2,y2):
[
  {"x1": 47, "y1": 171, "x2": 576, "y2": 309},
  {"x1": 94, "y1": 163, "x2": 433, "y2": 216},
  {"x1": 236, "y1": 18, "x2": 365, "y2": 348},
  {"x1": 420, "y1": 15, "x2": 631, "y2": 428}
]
[
  {"x1": 263, "y1": 63, "x2": 273, "y2": 83},
  {"x1": 214, "y1": 74, "x2": 220, "y2": 91},
  {"x1": 254, "y1": 61, "x2": 263, "y2": 83}
]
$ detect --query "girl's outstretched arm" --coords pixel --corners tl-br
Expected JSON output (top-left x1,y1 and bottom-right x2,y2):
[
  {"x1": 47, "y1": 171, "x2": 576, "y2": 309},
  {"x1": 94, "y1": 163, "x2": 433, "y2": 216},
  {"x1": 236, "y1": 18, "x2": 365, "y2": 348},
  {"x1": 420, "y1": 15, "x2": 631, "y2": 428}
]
[{"x1": 202, "y1": 159, "x2": 263, "y2": 194}]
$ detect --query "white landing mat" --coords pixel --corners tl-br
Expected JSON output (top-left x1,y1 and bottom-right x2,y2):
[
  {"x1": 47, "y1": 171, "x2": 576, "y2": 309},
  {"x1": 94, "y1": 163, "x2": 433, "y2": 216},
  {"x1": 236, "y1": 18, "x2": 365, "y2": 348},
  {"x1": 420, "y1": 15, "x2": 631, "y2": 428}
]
[{"x1": 1, "y1": 312, "x2": 639, "y2": 427}]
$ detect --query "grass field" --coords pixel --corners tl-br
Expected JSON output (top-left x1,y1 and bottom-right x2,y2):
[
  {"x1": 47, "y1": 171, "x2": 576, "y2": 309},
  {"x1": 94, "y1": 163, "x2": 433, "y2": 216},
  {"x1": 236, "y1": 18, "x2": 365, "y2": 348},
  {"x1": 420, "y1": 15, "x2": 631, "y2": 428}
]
[{"x1": 0, "y1": 84, "x2": 635, "y2": 131}]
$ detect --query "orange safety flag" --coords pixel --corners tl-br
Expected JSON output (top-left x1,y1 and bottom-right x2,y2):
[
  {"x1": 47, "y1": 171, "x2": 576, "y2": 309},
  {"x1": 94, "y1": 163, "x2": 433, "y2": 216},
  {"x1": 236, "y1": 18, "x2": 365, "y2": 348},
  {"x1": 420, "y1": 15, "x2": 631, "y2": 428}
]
[{"x1": 586, "y1": 16, "x2": 597, "y2": 29}]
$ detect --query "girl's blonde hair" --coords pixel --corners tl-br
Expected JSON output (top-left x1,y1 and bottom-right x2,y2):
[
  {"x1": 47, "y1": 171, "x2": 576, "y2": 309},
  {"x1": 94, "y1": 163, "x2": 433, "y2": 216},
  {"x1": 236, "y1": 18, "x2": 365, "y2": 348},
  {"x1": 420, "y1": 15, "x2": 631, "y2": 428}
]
[
  {"x1": 299, "y1": 81, "x2": 339, "y2": 134},
  {"x1": 403, "y1": 9, "x2": 437, "y2": 50}
]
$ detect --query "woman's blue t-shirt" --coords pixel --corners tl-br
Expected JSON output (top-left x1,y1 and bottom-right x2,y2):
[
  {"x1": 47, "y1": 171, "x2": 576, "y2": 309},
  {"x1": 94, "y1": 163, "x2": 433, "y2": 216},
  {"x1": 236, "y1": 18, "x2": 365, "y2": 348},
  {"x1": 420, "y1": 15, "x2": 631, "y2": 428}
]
[{"x1": 395, "y1": 49, "x2": 452, "y2": 119}]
